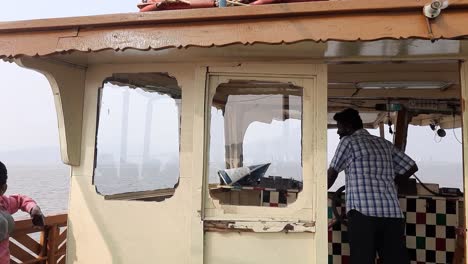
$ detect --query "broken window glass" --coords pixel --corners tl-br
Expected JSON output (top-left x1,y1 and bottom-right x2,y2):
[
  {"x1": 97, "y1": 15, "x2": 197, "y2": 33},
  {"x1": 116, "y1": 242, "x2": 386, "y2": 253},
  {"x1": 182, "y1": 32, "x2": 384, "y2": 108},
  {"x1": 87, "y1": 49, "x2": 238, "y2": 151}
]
[
  {"x1": 94, "y1": 73, "x2": 181, "y2": 201},
  {"x1": 209, "y1": 80, "x2": 303, "y2": 207}
]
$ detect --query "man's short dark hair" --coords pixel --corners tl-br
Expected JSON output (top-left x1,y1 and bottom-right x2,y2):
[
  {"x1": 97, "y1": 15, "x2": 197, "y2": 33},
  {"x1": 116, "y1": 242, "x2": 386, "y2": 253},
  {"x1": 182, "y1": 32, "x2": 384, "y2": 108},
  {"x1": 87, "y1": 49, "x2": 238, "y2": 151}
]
[
  {"x1": 0, "y1": 161, "x2": 7, "y2": 186},
  {"x1": 333, "y1": 108, "x2": 364, "y2": 130}
]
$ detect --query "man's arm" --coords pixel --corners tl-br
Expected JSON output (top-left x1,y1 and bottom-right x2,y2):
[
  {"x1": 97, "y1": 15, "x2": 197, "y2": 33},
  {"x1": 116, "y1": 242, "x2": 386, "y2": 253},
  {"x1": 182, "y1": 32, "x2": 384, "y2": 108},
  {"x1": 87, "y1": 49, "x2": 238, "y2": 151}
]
[
  {"x1": 392, "y1": 143, "x2": 419, "y2": 189},
  {"x1": 394, "y1": 163, "x2": 418, "y2": 187},
  {"x1": 5, "y1": 194, "x2": 45, "y2": 227},
  {"x1": 6, "y1": 194, "x2": 37, "y2": 215},
  {"x1": 328, "y1": 167, "x2": 339, "y2": 190},
  {"x1": 328, "y1": 138, "x2": 349, "y2": 190}
]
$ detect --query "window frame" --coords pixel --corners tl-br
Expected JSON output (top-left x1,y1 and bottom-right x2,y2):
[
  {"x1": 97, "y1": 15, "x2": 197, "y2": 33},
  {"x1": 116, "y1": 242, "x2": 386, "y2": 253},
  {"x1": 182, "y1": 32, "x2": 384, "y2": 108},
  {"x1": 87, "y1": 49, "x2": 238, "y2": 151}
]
[
  {"x1": 92, "y1": 74, "x2": 182, "y2": 201},
  {"x1": 202, "y1": 64, "x2": 327, "y2": 227}
]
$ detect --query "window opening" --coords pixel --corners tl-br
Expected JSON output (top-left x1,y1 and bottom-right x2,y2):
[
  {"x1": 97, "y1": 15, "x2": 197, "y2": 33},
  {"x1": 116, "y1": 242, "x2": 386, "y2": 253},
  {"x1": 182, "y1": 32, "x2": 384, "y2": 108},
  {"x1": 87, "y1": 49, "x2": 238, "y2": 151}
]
[
  {"x1": 326, "y1": 61, "x2": 463, "y2": 264},
  {"x1": 405, "y1": 117, "x2": 463, "y2": 191},
  {"x1": 208, "y1": 80, "x2": 303, "y2": 207},
  {"x1": 94, "y1": 73, "x2": 181, "y2": 201}
]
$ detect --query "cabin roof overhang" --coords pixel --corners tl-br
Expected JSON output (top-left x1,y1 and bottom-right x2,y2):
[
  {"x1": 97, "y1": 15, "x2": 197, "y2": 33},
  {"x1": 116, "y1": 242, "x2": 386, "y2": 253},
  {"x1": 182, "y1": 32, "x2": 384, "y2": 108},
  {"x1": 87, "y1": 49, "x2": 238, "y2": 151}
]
[{"x1": 1, "y1": 0, "x2": 468, "y2": 59}]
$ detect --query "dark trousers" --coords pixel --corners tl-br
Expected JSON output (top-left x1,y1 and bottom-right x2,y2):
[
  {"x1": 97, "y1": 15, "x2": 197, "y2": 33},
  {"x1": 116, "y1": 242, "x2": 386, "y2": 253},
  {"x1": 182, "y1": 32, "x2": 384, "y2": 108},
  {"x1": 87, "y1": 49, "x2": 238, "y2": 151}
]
[{"x1": 347, "y1": 210, "x2": 409, "y2": 264}]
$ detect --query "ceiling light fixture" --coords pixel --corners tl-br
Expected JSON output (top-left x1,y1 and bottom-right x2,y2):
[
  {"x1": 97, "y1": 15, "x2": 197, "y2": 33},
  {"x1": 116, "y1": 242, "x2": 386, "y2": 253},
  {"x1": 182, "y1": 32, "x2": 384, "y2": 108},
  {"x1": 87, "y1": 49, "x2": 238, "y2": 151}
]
[{"x1": 356, "y1": 81, "x2": 452, "y2": 90}]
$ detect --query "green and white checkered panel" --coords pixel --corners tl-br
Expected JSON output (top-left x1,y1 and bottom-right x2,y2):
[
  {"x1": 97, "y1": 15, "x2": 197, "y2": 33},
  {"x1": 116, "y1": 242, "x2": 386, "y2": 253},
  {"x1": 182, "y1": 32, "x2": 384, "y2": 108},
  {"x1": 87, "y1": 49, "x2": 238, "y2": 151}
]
[
  {"x1": 401, "y1": 197, "x2": 458, "y2": 264},
  {"x1": 328, "y1": 195, "x2": 460, "y2": 264}
]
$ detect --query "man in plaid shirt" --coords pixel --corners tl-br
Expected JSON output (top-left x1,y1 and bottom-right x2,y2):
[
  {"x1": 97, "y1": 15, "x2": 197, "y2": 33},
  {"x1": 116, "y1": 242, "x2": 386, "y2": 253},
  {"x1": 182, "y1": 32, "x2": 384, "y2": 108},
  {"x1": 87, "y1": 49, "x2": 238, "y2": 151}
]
[{"x1": 328, "y1": 108, "x2": 418, "y2": 264}]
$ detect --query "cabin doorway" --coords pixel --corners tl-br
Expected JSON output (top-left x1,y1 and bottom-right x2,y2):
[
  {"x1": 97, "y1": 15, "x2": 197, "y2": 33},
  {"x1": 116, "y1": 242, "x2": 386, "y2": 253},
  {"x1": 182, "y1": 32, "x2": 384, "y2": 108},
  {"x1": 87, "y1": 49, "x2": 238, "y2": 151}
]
[
  {"x1": 201, "y1": 64, "x2": 328, "y2": 264},
  {"x1": 326, "y1": 61, "x2": 465, "y2": 264}
]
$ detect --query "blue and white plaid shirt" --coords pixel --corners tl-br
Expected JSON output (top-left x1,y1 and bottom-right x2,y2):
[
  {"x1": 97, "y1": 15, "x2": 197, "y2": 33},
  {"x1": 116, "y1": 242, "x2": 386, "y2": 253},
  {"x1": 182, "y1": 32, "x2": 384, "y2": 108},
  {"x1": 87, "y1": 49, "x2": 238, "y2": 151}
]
[{"x1": 330, "y1": 129, "x2": 416, "y2": 218}]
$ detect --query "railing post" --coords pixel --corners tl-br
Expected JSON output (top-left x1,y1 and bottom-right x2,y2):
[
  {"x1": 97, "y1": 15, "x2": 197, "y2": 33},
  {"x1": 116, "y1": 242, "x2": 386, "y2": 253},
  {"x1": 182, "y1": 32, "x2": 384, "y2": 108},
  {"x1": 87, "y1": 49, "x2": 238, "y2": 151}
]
[
  {"x1": 46, "y1": 224, "x2": 59, "y2": 264},
  {"x1": 39, "y1": 228, "x2": 49, "y2": 264},
  {"x1": 10, "y1": 214, "x2": 68, "y2": 264}
]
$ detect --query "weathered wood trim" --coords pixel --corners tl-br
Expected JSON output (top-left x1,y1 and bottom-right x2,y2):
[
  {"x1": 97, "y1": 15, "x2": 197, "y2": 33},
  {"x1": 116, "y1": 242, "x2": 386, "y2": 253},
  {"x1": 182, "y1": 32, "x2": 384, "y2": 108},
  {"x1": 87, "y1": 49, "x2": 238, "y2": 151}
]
[
  {"x1": 103, "y1": 188, "x2": 176, "y2": 200},
  {"x1": 204, "y1": 220, "x2": 315, "y2": 233},
  {"x1": 1, "y1": 6, "x2": 468, "y2": 58}
]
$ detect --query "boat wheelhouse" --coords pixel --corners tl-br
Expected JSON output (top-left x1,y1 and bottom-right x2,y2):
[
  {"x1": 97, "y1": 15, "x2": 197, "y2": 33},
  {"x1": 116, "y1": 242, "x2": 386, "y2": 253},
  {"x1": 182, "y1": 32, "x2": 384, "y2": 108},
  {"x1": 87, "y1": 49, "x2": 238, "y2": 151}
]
[{"x1": 1, "y1": 1, "x2": 468, "y2": 263}]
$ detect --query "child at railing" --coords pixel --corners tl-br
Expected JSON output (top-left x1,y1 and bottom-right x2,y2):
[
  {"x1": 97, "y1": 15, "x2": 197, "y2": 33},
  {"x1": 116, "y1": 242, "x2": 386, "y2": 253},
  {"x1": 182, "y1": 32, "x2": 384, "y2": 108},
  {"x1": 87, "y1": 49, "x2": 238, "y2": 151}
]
[{"x1": 0, "y1": 161, "x2": 45, "y2": 263}]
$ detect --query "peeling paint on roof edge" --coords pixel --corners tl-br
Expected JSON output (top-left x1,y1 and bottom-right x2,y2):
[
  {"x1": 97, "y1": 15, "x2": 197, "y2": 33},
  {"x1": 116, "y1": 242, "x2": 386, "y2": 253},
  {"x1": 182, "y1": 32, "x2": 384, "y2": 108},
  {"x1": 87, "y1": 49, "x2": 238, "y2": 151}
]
[{"x1": 0, "y1": 0, "x2": 468, "y2": 58}]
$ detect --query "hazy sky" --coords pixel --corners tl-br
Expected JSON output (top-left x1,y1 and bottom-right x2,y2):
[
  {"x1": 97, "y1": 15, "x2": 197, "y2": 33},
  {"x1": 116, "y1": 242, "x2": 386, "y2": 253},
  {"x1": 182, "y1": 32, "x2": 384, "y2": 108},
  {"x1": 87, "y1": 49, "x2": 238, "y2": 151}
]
[
  {"x1": 0, "y1": 2, "x2": 138, "y2": 151},
  {"x1": 0, "y1": 2, "x2": 463, "y2": 188},
  {"x1": 0, "y1": 1, "x2": 137, "y2": 21}
]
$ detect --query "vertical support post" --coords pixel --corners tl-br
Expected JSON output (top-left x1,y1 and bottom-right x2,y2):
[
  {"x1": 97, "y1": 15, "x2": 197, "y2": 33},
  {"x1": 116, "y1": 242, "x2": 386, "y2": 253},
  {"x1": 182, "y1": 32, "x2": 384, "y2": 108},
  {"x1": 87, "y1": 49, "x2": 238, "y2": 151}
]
[
  {"x1": 459, "y1": 61, "x2": 468, "y2": 264},
  {"x1": 394, "y1": 107, "x2": 410, "y2": 152},
  {"x1": 47, "y1": 225, "x2": 59, "y2": 264},
  {"x1": 310, "y1": 64, "x2": 328, "y2": 264},
  {"x1": 39, "y1": 229, "x2": 49, "y2": 264},
  {"x1": 190, "y1": 66, "x2": 208, "y2": 264},
  {"x1": 379, "y1": 122, "x2": 385, "y2": 139}
]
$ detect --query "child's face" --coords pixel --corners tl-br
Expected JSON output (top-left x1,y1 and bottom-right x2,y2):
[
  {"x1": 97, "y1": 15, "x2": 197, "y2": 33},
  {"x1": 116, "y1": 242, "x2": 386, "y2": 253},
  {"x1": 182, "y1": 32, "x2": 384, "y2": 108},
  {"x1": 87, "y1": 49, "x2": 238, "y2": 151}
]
[{"x1": 0, "y1": 184, "x2": 7, "y2": 196}]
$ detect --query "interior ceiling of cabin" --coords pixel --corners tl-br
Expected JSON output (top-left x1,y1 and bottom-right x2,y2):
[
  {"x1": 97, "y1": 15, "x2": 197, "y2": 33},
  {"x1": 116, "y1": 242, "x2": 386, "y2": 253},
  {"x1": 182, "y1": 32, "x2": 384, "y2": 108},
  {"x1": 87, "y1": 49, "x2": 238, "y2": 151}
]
[
  {"x1": 41, "y1": 39, "x2": 468, "y2": 65},
  {"x1": 38, "y1": 40, "x2": 464, "y2": 129},
  {"x1": 327, "y1": 61, "x2": 461, "y2": 129}
]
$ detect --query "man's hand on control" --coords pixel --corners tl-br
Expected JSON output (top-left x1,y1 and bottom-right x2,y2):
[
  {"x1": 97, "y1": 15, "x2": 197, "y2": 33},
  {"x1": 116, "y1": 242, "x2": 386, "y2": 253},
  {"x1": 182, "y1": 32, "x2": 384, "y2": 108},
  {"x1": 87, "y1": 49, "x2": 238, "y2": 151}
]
[{"x1": 394, "y1": 164, "x2": 419, "y2": 188}]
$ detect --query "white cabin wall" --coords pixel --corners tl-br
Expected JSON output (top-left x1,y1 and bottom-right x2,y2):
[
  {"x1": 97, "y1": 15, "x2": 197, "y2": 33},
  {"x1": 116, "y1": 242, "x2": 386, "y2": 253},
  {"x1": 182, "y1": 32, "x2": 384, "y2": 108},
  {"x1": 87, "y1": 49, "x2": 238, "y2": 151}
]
[
  {"x1": 205, "y1": 232, "x2": 315, "y2": 264},
  {"x1": 67, "y1": 63, "x2": 200, "y2": 264},
  {"x1": 65, "y1": 61, "x2": 328, "y2": 264},
  {"x1": 11, "y1": 42, "x2": 468, "y2": 264}
]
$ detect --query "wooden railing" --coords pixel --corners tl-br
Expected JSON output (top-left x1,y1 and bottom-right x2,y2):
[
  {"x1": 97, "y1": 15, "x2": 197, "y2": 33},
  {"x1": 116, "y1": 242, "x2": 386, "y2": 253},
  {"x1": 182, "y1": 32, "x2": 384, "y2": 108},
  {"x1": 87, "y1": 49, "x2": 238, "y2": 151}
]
[{"x1": 9, "y1": 214, "x2": 67, "y2": 264}]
